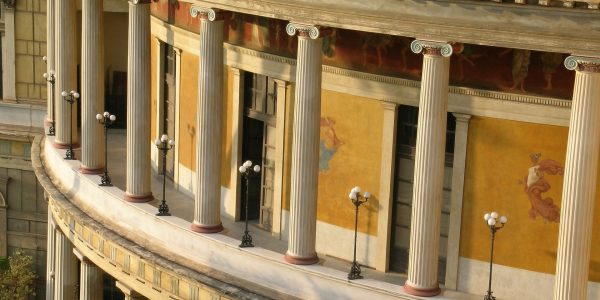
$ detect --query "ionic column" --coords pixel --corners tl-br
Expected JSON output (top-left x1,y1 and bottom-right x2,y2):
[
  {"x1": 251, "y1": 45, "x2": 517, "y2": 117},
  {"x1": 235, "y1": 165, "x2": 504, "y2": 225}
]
[
  {"x1": 54, "y1": 0, "x2": 78, "y2": 149},
  {"x1": 404, "y1": 40, "x2": 453, "y2": 297},
  {"x1": 45, "y1": 0, "x2": 55, "y2": 126},
  {"x1": 45, "y1": 210, "x2": 56, "y2": 300},
  {"x1": 125, "y1": 0, "x2": 153, "y2": 202},
  {"x1": 553, "y1": 56, "x2": 600, "y2": 300},
  {"x1": 116, "y1": 281, "x2": 144, "y2": 300},
  {"x1": 73, "y1": 249, "x2": 103, "y2": 300},
  {"x1": 79, "y1": 0, "x2": 105, "y2": 174},
  {"x1": 189, "y1": 6, "x2": 224, "y2": 233},
  {"x1": 284, "y1": 23, "x2": 322, "y2": 265},
  {"x1": 54, "y1": 229, "x2": 78, "y2": 300}
]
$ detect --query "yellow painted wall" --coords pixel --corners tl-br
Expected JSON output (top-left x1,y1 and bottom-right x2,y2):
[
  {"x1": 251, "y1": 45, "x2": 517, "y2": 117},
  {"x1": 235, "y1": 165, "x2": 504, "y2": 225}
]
[
  {"x1": 221, "y1": 67, "x2": 232, "y2": 188},
  {"x1": 282, "y1": 84, "x2": 295, "y2": 212},
  {"x1": 150, "y1": 38, "x2": 158, "y2": 140},
  {"x1": 178, "y1": 52, "x2": 198, "y2": 171},
  {"x1": 316, "y1": 90, "x2": 382, "y2": 236},
  {"x1": 461, "y1": 116, "x2": 600, "y2": 282}
]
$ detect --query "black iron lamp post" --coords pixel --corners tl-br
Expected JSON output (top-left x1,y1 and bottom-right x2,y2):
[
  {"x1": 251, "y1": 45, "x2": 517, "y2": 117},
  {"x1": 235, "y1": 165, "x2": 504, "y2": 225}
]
[
  {"x1": 348, "y1": 186, "x2": 370, "y2": 280},
  {"x1": 96, "y1": 112, "x2": 116, "y2": 186},
  {"x1": 155, "y1": 134, "x2": 175, "y2": 216},
  {"x1": 42, "y1": 69, "x2": 56, "y2": 136},
  {"x1": 238, "y1": 160, "x2": 260, "y2": 248},
  {"x1": 483, "y1": 211, "x2": 507, "y2": 300},
  {"x1": 61, "y1": 90, "x2": 80, "y2": 160}
]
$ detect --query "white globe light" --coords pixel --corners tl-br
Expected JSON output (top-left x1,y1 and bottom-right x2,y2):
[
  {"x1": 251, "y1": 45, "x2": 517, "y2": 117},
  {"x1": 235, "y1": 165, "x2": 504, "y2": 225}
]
[
  {"x1": 364, "y1": 191, "x2": 371, "y2": 198},
  {"x1": 95, "y1": 113, "x2": 102, "y2": 120},
  {"x1": 500, "y1": 216, "x2": 508, "y2": 224},
  {"x1": 73, "y1": 92, "x2": 80, "y2": 98},
  {"x1": 109, "y1": 115, "x2": 116, "y2": 121},
  {"x1": 491, "y1": 212, "x2": 499, "y2": 219},
  {"x1": 161, "y1": 134, "x2": 168, "y2": 142},
  {"x1": 484, "y1": 213, "x2": 491, "y2": 221},
  {"x1": 61, "y1": 91, "x2": 68, "y2": 97},
  {"x1": 351, "y1": 186, "x2": 361, "y2": 194},
  {"x1": 243, "y1": 160, "x2": 252, "y2": 168},
  {"x1": 168, "y1": 140, "x2": 175, "y2": 146},
  {"x1": 154, "y1": 139, "x2": 161, "y2": 146},
  {"x1": 43, "y1": 73, "x2": 48, "y2": 78},
  {"x1": 350, "y1": 192, "x2": 357, "y2": 201},
  {"x1": 42, "y1": 56, "x2": 47, "y2": 61},
  {"x1": 103, "y1": 111, "x2": 110, "y2": 117},
  {"x1": 253, "y1": 165, "x2": 260, "y2": 172},
  {"x1": 239, "y1": 166, "x2": 246, "y2": 173},
  {"x1": 487, "y1": 218, "x2": 496, "y2": 226}
]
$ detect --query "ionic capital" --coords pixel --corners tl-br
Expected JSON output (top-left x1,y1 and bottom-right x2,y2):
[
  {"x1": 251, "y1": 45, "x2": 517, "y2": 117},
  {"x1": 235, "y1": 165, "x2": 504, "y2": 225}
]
[
  {"x1": 564, "y1": 55, "x2": 600, "y2": 73},
  {"x1": 286, "y1": 22, "x2": 320, "y2": 39},
  {"x1": 189, "y1": 6, "x2": 222, "y2": 21},
  {"x1": 411, "y1": 40, "x2": 453, "y2": 57}
]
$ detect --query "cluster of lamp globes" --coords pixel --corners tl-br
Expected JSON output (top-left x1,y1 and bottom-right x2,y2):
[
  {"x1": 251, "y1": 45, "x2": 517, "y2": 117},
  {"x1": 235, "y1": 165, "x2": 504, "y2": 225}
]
[
  {"x1": 42, "y1": 70, "x2": 55, "y2": 80},
  {"x1": 484, "y1": 212, "x2": 507, "y2": 227},
  {"x1": 348, "y1": 186, "x2": 370, "y2": 201},
  {"x1": 96, "y1": 111, "x2": 116, "y2": 122},
  {"x1": 61, "y1": 90, "x2": 80, "y2": 99},
  {"x1": 155, "y1": 134, "x2": 175, "y2": 147},
  {"x1": 239, "y1": 160, "x2": 261, "y2": 174}
]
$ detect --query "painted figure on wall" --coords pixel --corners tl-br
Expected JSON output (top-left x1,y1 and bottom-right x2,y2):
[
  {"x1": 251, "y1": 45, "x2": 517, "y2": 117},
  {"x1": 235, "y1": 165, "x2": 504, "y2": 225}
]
[
  {"x1": 520, "y1": 153, "x2": 563, "y2": 223},
  {"x1": 499, "y1": 49, "x2": 531, "y2": 92},
  {"x1": 319, "y1": 117, "x2": 344, "y2": 172},
  {"x1": 539, "y1": 52, "x2": 564, "y2": 90}
]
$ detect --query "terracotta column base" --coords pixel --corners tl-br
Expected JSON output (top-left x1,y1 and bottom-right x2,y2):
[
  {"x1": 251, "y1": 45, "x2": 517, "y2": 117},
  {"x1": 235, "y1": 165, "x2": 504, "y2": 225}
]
[
  {"x1": 404, "y1": 283, "x2": 441, "y2": 297},
  {"x1": 191, "y1": 222, "x2": 223, "y2": 234},
  {"x1": 79, "y1": 165, "x2": 104, "y2": 175},
  {"x1": 284, "y1": 252, "x2": 319, "y2": 265},
  {"x1": 123, "y1": 193, "x2": 153, "y2": 203}
]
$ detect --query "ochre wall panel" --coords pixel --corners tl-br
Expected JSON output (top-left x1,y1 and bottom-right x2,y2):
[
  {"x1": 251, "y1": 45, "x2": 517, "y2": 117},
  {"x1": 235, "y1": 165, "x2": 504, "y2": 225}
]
[
  {"x1": 150, "y1": 37, "x2": 158, "y2": 140},
  {"x1": 178, "y1": 52, "x2": 198, "y2": 171},
  {"x1": 460, "y1": 116, "x2": 600, "y2": 282},
  {"x1": 221, "y1": 67, "x2": 232, "y2": 189}
]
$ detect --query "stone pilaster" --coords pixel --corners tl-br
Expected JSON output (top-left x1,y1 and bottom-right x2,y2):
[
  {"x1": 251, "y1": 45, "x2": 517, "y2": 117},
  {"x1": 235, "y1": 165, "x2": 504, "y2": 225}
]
[
  {"x1": 116, "y1": 281, "x2": 144, "y2": 300},
  {"x1": 404, "y1": 40, "x2": 453, "y2": 297},
  {"x1": 73, "y1": 249, "x2": 103, "y2": 300},
  {"x1": 80, "y1": 0, "x2": 105, "y2": 174},
  {"x1": 54, "y1": 0, "x2": 78, "y2": 148},
  {"x1": 189, "y1": 6, "x2": 224, "y2": 233},
  {"x1": 46, "y1": 211, "x2": 56, "y2": 300},
  {"x1": 125, "y1": 0, "x2": 153, "y2": 202},
  {"x1": 284, "y1": 22, "x2": 322, "y2": 265},
  {"x1": 553, "y1": 56, "x2": 600, "y2": 300},
  {"x1": 54, "y1": 229, "x2": 78, "y2": 300},
  {"x1": 46, "y1": 0, "x2": 55, "y2": 125}
]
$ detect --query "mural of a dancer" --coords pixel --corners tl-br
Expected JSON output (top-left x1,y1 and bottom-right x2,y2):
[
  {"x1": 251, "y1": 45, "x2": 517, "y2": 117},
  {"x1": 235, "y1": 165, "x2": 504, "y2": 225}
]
[{"x1": 521, "y1": 153, "x2": 563, "y2": 223}]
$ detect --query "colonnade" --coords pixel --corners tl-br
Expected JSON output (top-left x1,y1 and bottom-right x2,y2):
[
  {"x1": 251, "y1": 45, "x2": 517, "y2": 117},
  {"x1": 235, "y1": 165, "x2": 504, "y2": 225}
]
[{"x1": 44, "y1": 0, "x2": 600, "y2": 297}]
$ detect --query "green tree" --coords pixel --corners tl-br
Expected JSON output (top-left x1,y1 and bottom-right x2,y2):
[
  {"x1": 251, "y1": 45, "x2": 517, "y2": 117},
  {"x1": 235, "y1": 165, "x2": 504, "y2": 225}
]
[{"x1": 0, "y1": 251, "x2": 36, "y2": 299}]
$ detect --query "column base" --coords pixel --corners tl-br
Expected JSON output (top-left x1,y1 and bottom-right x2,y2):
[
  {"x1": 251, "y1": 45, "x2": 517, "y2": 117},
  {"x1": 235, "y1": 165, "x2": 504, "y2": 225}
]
[
  {"x1": 123, "y1": 193, "x2": 154, "y2": 203},
  {"x1": 53, "y1": 141, "x2": 80, "y2": 149},
  {"x1": 403, "y1": 282, "x2": 441, "y2": 297},
  {"x1": 79, "y1": 165, "x2": 104, "y2": 175},
  {"x1": 191, "y1": 222, "x2": 223, "y2": 233},
  {"x1": 284, "y1": 252, "x2": 319, "y2": 265}
]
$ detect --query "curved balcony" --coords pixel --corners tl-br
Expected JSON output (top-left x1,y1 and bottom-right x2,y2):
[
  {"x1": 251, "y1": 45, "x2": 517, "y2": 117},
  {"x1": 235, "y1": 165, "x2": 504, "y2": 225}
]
[{"x1": 33, "y1": 129, "x2": 482, "y2": 299}]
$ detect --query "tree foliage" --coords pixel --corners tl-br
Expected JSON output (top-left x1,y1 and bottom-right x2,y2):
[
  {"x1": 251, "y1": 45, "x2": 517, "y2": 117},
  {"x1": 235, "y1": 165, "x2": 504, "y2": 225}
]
[{"x1": 0, "y1": 251, "x2": 37, "y2": 299}]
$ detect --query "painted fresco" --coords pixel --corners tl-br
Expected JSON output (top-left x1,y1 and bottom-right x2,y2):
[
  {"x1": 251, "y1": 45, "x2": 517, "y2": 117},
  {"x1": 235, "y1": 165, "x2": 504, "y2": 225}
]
[
  {"x1": 225, "y1": 13, "x2": 296, "y2": 58},
  {"x1": 319, "y1": 117, "x2": 344, "y2": 172},
  {"x1": 520, "y1": 153, "x2": 563, "y2": 223},
  {"x1": 173, "y1": 1, "x2": 200, "y2": 34},
  {"x1": 150, "y1": 0, "x2": 170, "y2": 22}
]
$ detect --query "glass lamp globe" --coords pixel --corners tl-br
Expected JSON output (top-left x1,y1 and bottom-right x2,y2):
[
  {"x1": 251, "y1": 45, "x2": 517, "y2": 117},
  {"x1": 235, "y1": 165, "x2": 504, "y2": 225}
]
[
  {"x1": 43, "y1": 73, "x2": 48, "y2": 79},
  {"x1": 500, "y1": 216, "x2": 508, "y2": 224},
  {"x1": 364, "y1": 191, "x2": 371, "y2": 198},
  {"x1": 96, "y1": 113, "x2": 102, "y2": 120},
  {"x1": 103, "y1": 111, "x2": 110, "y2": 117},
  {"x1": 243, "y1": 160, "x2": 252, "y2": 168},
  {"x1": 487, "y1": 218, "x2": 496, "y2": 226},
  {"x1": 484, "y1": 213, "x2": 491, "y2": 221},
  {"x1": 61, "y1": 91, "x2": 68, "y2": 97},
  {"x1": 73, "y1": 92, "x2": 80, "y2": 98},
  {"x1": 154, "y1": 139, "x2": 161, "y2": 146},
  {"x1": 253, "y1": 165, "x2": 260, "y2": 172},
  {"x1": 161, "y1": 134, "x2": 168, "y2": 142},
  {"x1": 168, "y1": 140, "x2": 175, "y2": 146},
  {"x1": 491, "y1": 212, "x2": 499, "y2": 219},
  {"x1": 109, "y1": 115, "x2": 116, "y2": 121},
  {"x1": 239, "y1": 166, "x2": 246, "y2": 173}
]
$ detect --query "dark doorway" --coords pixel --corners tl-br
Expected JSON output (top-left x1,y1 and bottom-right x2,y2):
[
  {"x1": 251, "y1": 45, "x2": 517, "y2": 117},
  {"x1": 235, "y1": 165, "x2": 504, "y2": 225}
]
[{"x1": 241, "y1": 117, "x2": 264, "y2": 221}]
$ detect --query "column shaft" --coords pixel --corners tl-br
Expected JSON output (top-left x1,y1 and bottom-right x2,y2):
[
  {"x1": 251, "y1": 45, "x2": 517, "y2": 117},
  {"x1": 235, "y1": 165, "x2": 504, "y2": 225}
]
[
  {"x1": 80, "y1": 0, "x2": 105, "y2": 174},
  {"x1": 554, "y1": 58, "x2": 600, "y2": 300},
  {"x1": 190, "y1": 9, "x2": 224, "y2": 233},
  {"x1": 404, "y1": 40, "x2": 452, "y2": 297},
  {"x1": 125, "y1": 0, "x2": 153, "y2": 202},
  {"x1": 74, "y1": 249, "x2": 103, "y2": 300},
  {"x1": 46, "y1": 0, "x2": 55, "y2": 124},
  {"x1": 284, "y1": 24, "x2": 322, "y2": 265},
  {"x1": 45, "y1": 212, "x2": 56, "y2": 300},
  {"x1": 54, "y1": 0, "x2": 78, "y2": 148},
  {"x1": 54, "y1": 229, "x2": 78, "y2": 300}
]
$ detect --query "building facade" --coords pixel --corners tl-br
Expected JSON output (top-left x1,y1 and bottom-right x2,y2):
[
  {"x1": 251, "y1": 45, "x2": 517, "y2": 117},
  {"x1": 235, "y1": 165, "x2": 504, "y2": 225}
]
[{"x1": 34, "y1": 0, "x2": 600, "y2": 299}]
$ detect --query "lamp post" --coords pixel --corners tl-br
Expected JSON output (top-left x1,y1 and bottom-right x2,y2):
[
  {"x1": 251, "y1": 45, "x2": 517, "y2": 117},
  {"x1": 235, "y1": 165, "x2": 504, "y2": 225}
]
[
  {"x1": 238, "y1": 160, "x2": 261, "y2": 248},
  {"x1": 483, "y1": 211, "x2": 507, "y2": 300},
  {"x1": 61, "y1": 90, "x2": 80, "y2": 160},
  {"x1": 96, "y1": 112, "x2": 116, "y2": 186},
  {"x1": 348, "y1": 186, "x2": 369, "y2": 280},
  {"x1": 42, "y1": 70, "x2": 56, "y2": 136},
  {"x1": 155, "y1": 134, "x2": 175, "y2": 216}
]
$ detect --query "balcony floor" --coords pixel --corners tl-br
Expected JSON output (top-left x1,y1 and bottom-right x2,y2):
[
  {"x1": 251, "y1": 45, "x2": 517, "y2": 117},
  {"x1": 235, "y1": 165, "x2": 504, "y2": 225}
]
[{"x1": 70, "y1": 129, "x2": 480, "y2": 300}]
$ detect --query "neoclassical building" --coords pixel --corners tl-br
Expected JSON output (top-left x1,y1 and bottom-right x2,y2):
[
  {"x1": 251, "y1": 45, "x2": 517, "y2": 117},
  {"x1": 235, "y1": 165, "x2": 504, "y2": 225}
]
[{"x1": 34, "y1": 0, "x2": 600, "y2": 299}]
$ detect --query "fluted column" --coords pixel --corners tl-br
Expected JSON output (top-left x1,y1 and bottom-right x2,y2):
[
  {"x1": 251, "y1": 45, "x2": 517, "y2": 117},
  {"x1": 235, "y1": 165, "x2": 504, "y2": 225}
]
[
  {"x1": 54, "y1": 0, "x2": 78, "y2": 149},
  {"x1": 189, "y1": 6, "x2": 224, "y2": 233},
  {"x1": 125, "y1": 0, "x2": 153, "y2": 202},
  {"x1": 404, "y1": 40, "x2": 453, "y2": 297},
  {"x1": 45, "y1": 211, "x2": 56, "y2": 300},
  {"x1": 553, "y1": 56, "x2": 600, "y2": 300},
  {"x1": 45, "y1": 0, "x2": 55, "y2": 125},
  {"x1": 116, "y1": 281, "x2": 144, "y2": 300},
  {"x1": 79, "y1": 0, "x2": 105, "y2": 174},
  {"x1": 284, "y1": 23, "x2": 322, "y2": 265},
  {"x1": 73, "y1": 249, "x2": 103, "y2": 300},
  {"x1": 54, "y1": 229, "x2": 78, "y2": 300}
]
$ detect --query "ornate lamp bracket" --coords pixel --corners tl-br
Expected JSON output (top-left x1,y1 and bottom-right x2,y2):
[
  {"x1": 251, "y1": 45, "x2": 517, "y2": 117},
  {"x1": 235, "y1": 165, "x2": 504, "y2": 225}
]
[{"x1": 411, "y1": 40, "x2": 453, "y2": 57}]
